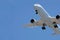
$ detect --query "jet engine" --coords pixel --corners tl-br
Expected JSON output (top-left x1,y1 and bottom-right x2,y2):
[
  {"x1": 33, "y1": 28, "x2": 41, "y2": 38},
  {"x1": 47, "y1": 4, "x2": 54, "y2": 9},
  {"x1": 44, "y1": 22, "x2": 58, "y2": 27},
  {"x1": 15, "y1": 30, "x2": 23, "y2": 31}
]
[
  {"x1": 30, "y1": 19, "x2": 36, "y2": 23},
  {"x1": 56, "y1": 15, "x2": 60, "y2": 19}
]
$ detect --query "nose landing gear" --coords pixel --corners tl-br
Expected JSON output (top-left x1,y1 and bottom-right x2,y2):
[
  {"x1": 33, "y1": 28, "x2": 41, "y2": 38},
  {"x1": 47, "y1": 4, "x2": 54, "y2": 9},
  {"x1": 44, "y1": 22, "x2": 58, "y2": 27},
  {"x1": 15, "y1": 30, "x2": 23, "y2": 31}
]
[{"x1": 35, "y1": 10, "x2": 38, "y2": 14}]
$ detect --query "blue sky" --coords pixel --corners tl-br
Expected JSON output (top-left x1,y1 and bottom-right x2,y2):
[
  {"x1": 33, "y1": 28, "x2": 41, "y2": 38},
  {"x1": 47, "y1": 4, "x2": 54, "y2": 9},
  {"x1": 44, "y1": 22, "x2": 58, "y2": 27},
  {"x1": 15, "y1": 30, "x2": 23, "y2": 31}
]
[{"x1": 0, "y1": 0, "x2": 60, "y2": 40}]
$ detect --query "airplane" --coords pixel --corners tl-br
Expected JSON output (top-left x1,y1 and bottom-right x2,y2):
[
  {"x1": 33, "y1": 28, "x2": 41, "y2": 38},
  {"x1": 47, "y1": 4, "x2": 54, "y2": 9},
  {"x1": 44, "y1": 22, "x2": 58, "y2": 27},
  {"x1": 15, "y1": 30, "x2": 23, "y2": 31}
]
[{"x1": 25, "y1": 4, "x2": 60, "y2": 35}]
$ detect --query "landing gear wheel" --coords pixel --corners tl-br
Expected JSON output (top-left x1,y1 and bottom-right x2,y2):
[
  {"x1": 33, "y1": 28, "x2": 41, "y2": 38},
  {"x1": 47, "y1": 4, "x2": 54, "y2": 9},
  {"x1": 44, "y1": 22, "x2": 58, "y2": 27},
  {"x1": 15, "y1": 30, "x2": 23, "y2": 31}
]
[
  {"x1": 42, "y1": 27, "x2": 46, "y2": 30},
  {"x1": 35, "y1": 10, "x2": 38, "y2": 14},
  {"x1": 54, "y1": 25, "x2": 58, "y2": 28},
  {"x1": 53, "y1": 22, "x2": 58, "y2": 28}
]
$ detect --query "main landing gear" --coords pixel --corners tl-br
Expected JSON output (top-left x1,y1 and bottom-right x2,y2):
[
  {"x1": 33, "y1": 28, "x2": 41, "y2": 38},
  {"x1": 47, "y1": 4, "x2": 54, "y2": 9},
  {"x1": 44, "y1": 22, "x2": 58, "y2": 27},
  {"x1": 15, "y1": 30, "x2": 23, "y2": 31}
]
[
  {"x1": 42, "y1": 27, "x2": 46, "y2": 30},
  {"x1": 53, "y1": 22, "x2": 58, "y2": 28},
  {"x1": 42, "y1": 23, "x2": 46, "y2": 30}
]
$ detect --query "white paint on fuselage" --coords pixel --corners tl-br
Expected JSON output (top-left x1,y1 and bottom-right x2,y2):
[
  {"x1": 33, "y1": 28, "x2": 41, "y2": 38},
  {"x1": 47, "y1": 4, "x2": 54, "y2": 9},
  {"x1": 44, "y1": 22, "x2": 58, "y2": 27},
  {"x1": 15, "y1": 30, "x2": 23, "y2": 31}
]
[
  {"x1": 33, "y1": 4, "x2": 60, "y2": 34},
  {"x1": 34, "y1": 4, "x2": 53, "y2": 27}
]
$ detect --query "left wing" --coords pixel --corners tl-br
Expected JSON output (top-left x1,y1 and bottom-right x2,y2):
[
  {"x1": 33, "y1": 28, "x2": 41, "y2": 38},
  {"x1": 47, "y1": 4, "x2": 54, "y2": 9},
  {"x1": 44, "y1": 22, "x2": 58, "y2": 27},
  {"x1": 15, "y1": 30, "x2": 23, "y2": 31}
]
[{"x1": 24, "y1": 20, "x2": 43, "y2": 27}]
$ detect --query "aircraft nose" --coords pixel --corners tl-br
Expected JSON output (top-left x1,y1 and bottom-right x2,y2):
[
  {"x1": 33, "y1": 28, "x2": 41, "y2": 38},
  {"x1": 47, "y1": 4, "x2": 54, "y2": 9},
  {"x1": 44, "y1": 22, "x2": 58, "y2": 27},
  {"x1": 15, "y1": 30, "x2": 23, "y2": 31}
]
[
  {"x1": 34, "y1": 4, "x2": 42, "y2": 8},
  {"x1": 34, "y1": 4, "x2": 43, "y2": 10}
]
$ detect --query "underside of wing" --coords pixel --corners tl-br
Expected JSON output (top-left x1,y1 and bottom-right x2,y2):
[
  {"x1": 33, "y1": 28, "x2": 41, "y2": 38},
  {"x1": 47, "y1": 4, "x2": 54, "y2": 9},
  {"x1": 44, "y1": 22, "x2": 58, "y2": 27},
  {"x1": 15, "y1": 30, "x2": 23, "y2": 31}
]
[
  {"x1": 51, "y1": 17, "x2": 60, "y2": 24},
  {"x1": 50, "y1": 17, "x2": 60, "y2": 35},
  {"x1": 24, "y1": 20, "x2": 43, "y2": 27},
  {"x1": 52, "y1": 27, "x2": 60, "y2": 35}
]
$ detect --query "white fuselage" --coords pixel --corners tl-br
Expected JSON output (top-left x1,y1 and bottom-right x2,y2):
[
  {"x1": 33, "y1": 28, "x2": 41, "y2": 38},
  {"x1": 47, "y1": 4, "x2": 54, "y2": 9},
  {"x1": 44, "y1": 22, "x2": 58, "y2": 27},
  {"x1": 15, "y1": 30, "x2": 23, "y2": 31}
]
[
  {"x1": 25, "y1": 4, "x2": 60, "y2": 34},
  {"x1": 34, "y1": 4, "x2": 52, "y2": 27},
  {"x1": 34, "y1": 4, "x2": 60, "y2": 34}
]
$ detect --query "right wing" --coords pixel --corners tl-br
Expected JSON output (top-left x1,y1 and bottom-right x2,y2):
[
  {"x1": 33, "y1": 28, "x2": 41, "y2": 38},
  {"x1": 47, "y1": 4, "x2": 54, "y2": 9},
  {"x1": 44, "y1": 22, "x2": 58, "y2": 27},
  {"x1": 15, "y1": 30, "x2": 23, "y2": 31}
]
[
  {"x1": 50, "y1": 17, "x2": 60, "y2": 35},
  {"x1": 52, "y1": 27, "x2": 60, "y2": 35},
  {"x1": 51, "y1": 17, "x2": 60, "y2": 24}
]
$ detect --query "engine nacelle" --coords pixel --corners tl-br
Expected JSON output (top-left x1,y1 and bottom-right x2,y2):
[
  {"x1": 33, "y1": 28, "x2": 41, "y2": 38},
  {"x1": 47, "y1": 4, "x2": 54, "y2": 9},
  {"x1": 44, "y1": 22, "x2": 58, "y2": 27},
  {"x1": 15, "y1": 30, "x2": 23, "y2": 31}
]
[
  {"x1": 56, "y1": 15, "x2": 60, "y2": 19},
  {"x1": 30, "y1": 19, "x2": 36, "y2": 23}
]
